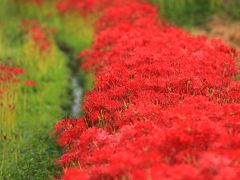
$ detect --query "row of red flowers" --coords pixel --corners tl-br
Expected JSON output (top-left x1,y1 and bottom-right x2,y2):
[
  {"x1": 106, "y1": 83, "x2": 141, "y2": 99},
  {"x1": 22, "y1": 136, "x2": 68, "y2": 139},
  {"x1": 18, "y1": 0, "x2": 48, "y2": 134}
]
[{"x1": 55, "y1": 0, "x2": 240, "y2": 179}]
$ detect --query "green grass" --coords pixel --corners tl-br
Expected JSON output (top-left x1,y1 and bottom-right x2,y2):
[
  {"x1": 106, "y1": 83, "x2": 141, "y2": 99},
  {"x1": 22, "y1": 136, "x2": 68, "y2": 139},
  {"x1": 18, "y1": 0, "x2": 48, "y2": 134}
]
[
  {"x1": 54, "y1": 13, "x2": 95, "y2": 54},
  {"x1": 151, "y1": 0, "x2": 215, "y2": 27}
]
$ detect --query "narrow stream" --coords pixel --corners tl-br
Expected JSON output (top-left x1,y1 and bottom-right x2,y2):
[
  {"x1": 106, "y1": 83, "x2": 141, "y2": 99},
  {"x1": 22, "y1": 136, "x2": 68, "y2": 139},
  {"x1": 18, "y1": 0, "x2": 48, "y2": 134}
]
[
  {"x1": 57, "y1": 42, "x2": 84, "y2": 118},
  {"x1": 71, "y1": 76, "x2": 83, "y2": 117}
]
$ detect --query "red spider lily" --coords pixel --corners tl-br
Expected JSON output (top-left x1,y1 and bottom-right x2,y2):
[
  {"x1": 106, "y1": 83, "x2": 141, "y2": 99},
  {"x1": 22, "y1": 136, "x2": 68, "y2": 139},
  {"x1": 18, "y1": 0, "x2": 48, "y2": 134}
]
[
  {"x1": 0, "y1": 65, "x2": 25, "y2": 81},
  {"x1": 0, "y1": 64, "x2": 25, "y2": 102},
  {"x1": 20, "y1": 19, "x2": 51, "y2": 52},
  {"x1": 54, "y1": 0, "x2": 240, "y2": 179},
  {"x1": 24, "y1": 80, "x2": 36, "y2": 87},
  {"x1": 0, "y1": 64, "x2": 37, "y2": 90},
  {"x1": 28, "y1": 26, "x2": 50, "y2": 51}
]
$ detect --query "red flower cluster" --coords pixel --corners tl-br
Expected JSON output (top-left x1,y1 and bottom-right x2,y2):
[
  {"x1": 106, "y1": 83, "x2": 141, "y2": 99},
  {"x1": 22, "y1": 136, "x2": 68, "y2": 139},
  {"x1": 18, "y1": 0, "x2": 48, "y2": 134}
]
[
  {"x1": 21, "y1": 19, "x2": 50, "y2": 52},
  {"x1": 55, "y1": 0, "x2": 240, "y2": 179},
  {"x1": 0, "y1": 64, "x2": 24, "y2": 96},
  {"x1": 0, "y1": 64, "x2": 35, "y2": 88},
  {"x1": 24, "y1": 80, "x2": 36, "y2": 87},
  {"x1": 0, "y1": 64, "x2": 24, "y2": 82}
]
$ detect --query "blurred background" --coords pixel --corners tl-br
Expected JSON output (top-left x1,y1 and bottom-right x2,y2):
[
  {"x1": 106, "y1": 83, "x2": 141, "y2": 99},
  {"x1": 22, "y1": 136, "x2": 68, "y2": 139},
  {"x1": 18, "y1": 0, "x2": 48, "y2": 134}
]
[{"x1": 152, "y1": 0, "x2": 240, "y2": 50}]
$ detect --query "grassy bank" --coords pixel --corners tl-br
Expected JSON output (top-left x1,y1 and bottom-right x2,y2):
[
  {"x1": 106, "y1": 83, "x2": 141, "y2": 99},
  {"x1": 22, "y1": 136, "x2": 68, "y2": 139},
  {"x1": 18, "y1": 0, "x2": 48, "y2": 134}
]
[
  {"x1": 0, "y1": 1, "x2": 95, "y2": 179},
  {"x1": 0, "y1": 1, "x2": 71, "y2": 179},
  {"x1": 0, "y1": 30, "x2": 72, "y2": 180}
]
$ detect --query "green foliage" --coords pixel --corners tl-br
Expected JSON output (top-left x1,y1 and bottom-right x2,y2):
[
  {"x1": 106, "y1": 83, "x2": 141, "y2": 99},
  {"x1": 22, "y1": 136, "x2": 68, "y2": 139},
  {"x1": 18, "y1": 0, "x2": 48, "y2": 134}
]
[
  {"x1": 220, "y1": 0, "x2": 240, "y2": 20},
  {"x1": 151, "y1": 0, "x2": 215, "y2": 27},
  {"x1": 54, "y1": 13, "x2": 94, "y2": 53},
  {"x1": 151, "y1": 0, "x2": 240, "y2": 27},
  {"x1": 78, "y1": 70, "x2": 94, "y2": 92}
]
